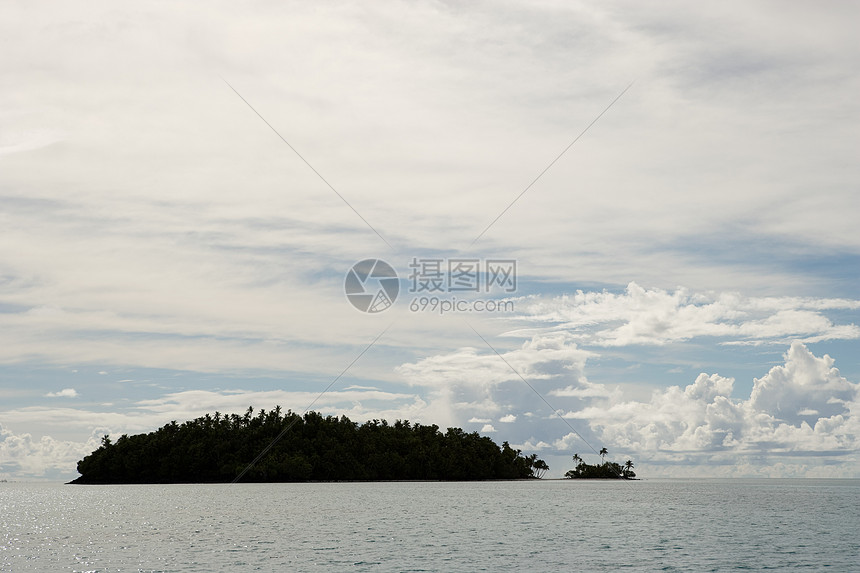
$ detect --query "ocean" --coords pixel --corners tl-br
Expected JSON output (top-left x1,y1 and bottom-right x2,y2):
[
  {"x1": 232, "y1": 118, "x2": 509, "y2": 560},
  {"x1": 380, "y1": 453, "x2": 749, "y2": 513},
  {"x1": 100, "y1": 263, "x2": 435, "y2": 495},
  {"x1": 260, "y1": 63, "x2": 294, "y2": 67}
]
[{"x1": 2, "y1": 479, "x2": 858, "y2": 572}]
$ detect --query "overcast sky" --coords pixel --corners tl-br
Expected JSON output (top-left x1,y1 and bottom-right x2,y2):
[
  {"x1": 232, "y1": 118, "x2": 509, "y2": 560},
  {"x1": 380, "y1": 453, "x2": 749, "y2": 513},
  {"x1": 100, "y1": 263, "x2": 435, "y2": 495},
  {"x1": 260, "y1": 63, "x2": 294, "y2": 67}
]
[{"x1": 2, "y1": 0, "x2": 859, "y2": 480}]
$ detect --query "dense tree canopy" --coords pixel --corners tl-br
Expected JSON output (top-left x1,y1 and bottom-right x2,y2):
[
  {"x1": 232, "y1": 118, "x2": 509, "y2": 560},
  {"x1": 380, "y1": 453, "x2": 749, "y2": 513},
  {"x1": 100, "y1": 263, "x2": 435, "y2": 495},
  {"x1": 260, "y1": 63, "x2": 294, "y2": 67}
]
[
  {"x1": 564, "y1": 451, "x2": 637, "y2": 480},
  {"x1": 71, "y1": 408, "x2": 547, "y2": 484}
]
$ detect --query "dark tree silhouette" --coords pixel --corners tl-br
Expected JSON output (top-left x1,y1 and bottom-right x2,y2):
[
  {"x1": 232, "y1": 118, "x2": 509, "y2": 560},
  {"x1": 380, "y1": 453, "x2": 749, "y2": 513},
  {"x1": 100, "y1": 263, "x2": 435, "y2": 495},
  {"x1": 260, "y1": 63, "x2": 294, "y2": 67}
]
[
  {"x1": 526, "y1": 454, "x2": 549, "y2": 479},
  {"x1": 565, "y1": 451, "x2": 637, "y2": 480},
  {"x1": 623, "y1": 460, "x2": 636, "y2": 479},
  {"x1": 71, "y1": 409, "x2": 548, "y2": 484}
]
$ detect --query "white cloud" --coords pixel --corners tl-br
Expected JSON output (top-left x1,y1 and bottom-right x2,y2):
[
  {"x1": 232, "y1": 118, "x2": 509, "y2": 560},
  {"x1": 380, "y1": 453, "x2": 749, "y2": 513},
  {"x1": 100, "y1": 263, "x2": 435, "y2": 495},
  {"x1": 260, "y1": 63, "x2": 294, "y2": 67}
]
[
  {"x1": 395, "y1": 334, "x2": 860, "y2": 476},
  {"x1": 0, "y1": 423, "x2": 100, "y2": 478},
  {"x1": 515, "y1": 439, "x2": 552, "y2": 451},
  {"x1": 572, "y1": 343, "x2": 859, "y2": 471},
  {"x1": 397, "y1": 332, "x2": 594, "y2": 387},
  {"x1": 1, "y1": 0, "x2": 859, "y2": 482},
  {"x1": 749, "y1": 342, "x2": 857, "y2": 426},
  {"x1": 0, "y1": 0, "x2": 856, "y2": 380},
  {"x1": 44, "y1": 388, "x2": 78, "y2": 398},
  {"x1": 395, "y1": 332, "x2": 595, "y2": 433},
  {"x1": 515, "y1": 283, "x2": 860, "y2": 347},
  {"x1": 549, "y1": 381, "x2": 617, "y2": 400},
  {"x1": 4, "y1": 341, "x2": 859, "y2": 480}
]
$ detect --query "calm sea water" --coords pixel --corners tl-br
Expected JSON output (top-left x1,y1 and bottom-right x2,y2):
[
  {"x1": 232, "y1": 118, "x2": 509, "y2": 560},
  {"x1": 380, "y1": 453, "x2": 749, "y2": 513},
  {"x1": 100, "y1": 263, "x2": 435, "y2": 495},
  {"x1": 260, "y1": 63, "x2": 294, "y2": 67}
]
[{"x1": 2, "y1": 479, "x2": 858, "y2": 572}]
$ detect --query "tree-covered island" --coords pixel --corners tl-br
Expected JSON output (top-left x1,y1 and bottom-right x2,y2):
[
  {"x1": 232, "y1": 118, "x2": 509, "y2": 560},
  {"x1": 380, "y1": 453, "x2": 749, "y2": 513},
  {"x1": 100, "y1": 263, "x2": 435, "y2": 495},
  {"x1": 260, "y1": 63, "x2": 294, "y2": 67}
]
[
  {"x1": 70, "y1": 408, "x2": 549, "y2": 484},
  {"x1": 564, "y1": 449, "x2": 637, "y2": 479}
]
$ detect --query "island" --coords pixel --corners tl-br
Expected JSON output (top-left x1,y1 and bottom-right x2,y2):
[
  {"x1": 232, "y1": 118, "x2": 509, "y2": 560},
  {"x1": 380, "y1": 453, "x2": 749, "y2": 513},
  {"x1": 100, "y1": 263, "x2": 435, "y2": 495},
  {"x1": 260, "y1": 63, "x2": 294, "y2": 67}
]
[
  {"x1": 70, "y1": 407, "x2": 549, "y2": 484},
  {"x1": 564, "y1": 449, "x2": 637, "y2": 479}
]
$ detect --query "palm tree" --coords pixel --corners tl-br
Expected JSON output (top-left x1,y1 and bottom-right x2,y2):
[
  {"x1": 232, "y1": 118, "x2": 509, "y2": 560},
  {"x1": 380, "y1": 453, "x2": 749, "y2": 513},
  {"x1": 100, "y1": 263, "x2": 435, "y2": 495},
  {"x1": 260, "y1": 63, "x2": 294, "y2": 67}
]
[
  {"x1": 532, "y1": 459, "x2": 549, "y2": 479},
  {"x1": 599, "y1": 447, "x2": 608, "y2": 464},
  {"x1": 572, "y1": 453, "x2": 582, "y2": 466},
  {"x1": 623, "y1": 459, "x2": 634, "y2": 478}
]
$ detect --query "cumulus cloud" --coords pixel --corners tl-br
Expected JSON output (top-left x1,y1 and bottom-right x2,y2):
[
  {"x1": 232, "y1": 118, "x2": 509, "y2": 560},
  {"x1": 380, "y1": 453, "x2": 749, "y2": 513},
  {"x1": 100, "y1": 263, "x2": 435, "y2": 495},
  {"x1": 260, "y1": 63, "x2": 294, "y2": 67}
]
[
  {"x1": 515, "y1": 283, "x2": 860, "y2": 347},
  {"x1": 4, "y1": 340, "x2": 858, "y2": 479},
  {"x1": 749, "y1": 342, "x2": 857, "y2": 426},
  {"x1": 395, "y1": 332, "x2": 860, "y2": 476},
  {"x1": 0, "y1": 423, "x2": 100, "y2": 478},
  {"x1": 573, "y1": 343, "x2": 859, "y2": 468},
  {"x1": 573, "y1": 372, "x2": 743, "y2": 453},
  {"x1": 395, "y1": 332, "x2": 594, "y2": 430},
  {"x1": 44, "y1": 388, "x2": 78, "y2": 398}
]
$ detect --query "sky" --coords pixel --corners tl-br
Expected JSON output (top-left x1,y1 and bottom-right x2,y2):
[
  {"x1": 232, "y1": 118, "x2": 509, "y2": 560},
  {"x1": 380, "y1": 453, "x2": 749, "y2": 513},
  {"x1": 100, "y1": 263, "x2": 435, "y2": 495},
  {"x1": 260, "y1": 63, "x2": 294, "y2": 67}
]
[{"x1": 1, "y1": 0, "x2": 859, "y2": 480}]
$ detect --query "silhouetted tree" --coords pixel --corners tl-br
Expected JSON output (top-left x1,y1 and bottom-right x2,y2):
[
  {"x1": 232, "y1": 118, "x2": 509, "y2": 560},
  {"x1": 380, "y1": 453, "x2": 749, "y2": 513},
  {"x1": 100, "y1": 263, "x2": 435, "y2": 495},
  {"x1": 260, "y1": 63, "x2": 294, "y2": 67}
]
[
  {"x1": 623, "y1": 460, "x2": 636, "y2": 479},
  {"x1": 72, "y1": 409, "x2": 548, "y2": 484},
  {"x1": 564, "y1": 452, "x2": 637, "y2": 480}
]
